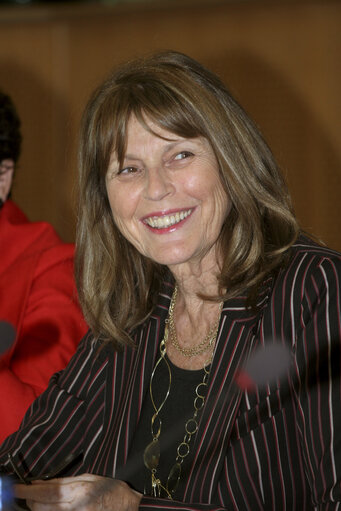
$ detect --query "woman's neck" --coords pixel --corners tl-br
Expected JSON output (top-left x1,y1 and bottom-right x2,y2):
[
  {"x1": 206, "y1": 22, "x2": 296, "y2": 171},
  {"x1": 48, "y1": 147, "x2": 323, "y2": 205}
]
[
  {"x1": 165, "y1": 258, "x2": 224, "y2": 370},
  {"x1": 168, "y1": 250, "x2": 222, "y2": 301}
]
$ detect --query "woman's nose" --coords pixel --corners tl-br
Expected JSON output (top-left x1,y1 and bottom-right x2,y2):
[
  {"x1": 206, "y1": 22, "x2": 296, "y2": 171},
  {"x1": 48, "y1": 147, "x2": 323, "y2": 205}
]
[{"x1": 144, "y1": 167, "x2": 173, "y2": 201}]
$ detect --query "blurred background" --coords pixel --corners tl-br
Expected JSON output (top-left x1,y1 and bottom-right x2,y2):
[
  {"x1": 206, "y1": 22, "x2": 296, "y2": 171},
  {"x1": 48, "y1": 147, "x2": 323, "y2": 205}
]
[{"x1": 0, "y1": 0, "x2": 340, "y2": 250}]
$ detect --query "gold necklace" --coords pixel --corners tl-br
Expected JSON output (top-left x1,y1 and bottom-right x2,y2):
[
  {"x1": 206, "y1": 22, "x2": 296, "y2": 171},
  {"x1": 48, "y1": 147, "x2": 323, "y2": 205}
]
[
  {"x1": 168, "y1": 286, "x2": 223, "y2": 357},
  {"x1": 143, "y1": 287, "x2": 222, "y2": 499}
]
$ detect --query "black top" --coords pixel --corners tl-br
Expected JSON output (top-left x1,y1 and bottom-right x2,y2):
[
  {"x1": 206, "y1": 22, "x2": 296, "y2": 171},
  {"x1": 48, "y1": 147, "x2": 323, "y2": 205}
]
[{"x1": 125, "y1": 354, "x2": 207, "y2": 498}]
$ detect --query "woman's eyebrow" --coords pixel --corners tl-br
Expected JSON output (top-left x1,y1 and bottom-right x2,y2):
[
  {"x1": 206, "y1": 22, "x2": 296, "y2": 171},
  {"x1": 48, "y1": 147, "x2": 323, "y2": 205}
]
[{"x1": 122, "y1": 139, "x2": 187, "y2": 161}]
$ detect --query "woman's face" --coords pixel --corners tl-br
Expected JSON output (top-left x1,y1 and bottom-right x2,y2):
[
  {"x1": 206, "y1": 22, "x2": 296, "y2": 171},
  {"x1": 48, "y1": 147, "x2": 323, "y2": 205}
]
[{"x1": 106, "y1": 116, "x2": 230, "y2": 271}]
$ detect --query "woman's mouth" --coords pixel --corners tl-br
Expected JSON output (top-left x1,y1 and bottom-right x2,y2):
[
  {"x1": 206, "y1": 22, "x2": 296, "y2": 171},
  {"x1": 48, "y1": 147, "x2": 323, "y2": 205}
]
[{"x1": 142, "y1": 208, "x2": 194, "y2": 230}]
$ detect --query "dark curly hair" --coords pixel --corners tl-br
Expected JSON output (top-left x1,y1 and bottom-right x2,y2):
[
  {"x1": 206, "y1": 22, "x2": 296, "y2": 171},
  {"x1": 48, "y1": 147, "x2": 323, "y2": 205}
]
[{"x1": 0, "y1": 91, "x2": 22, "y2": 164}]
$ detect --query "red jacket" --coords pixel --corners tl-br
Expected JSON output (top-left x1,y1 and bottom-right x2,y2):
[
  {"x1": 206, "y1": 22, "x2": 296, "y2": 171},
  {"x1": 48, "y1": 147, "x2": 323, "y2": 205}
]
[{"x1": 0, "y1": 200, "x2": 87, "y2": 442}]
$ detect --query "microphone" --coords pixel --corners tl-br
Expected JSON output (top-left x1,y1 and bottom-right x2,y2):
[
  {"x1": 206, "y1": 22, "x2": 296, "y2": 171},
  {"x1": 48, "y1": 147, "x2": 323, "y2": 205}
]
[
  {"x1": 235, "y1": 342, "x2": 292, "y2": 392},
  {"x1": 0, "y1": 321, "x2": 17, "y2": 356}
]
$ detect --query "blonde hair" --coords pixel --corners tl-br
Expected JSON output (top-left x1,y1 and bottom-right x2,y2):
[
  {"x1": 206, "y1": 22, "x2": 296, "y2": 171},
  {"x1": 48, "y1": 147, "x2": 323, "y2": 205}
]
[{"x1": 76, "y1": 50, "x2": 299, "y2": 348}]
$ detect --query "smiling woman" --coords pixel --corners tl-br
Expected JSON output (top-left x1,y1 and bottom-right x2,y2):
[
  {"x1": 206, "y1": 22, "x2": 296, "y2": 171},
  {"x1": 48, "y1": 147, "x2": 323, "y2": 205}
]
[{"x1": 0, "y1": 51, "x2": 340, "y2": 511}]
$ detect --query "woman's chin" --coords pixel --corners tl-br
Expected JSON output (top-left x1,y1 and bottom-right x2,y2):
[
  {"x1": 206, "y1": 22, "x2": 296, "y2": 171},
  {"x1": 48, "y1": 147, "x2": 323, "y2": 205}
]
[{"x1": 146, "y1": 248, "x2": 194, "y2": 268}]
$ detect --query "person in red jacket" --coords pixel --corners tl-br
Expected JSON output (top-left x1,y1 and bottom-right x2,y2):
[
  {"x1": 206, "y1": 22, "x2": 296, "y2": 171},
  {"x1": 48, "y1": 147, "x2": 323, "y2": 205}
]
[{"x1": 0, "y1": 91, "x2": 87, "y2": 442}]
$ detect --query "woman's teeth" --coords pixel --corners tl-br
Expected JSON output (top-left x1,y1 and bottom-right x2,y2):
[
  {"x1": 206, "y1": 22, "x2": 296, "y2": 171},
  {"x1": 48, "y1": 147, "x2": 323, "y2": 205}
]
[{"x1": 144, "y1": 209, "x2": 192, "y2": 229}]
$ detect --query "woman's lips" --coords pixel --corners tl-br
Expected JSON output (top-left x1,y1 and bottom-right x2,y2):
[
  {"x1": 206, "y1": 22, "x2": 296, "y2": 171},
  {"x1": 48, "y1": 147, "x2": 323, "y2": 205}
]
[{"x1": 141, "y1": 207, "x2": 194, "y2": 232}]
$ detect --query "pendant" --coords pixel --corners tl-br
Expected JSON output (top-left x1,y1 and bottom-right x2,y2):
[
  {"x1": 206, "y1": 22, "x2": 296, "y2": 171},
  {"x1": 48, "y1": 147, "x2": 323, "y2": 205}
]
[
  {"x1": 167, "y1": 462, "x2": 181, "y2": 494},
  {"x1": 143, "y1": 438, "x2": 160, "y2": 470},
  {"x1": 151, "y1": 473, "x2": 161, "y2": 497}
]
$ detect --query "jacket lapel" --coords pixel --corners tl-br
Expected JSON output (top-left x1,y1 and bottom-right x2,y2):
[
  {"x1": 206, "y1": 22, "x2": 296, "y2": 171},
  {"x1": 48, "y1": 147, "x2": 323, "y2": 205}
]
[
  {"x1": 184, "y1": 298, "x2": 265, "y2": 503},
  {"x1": 112, "y1": 285, "x2": 172, "y2": 477}
]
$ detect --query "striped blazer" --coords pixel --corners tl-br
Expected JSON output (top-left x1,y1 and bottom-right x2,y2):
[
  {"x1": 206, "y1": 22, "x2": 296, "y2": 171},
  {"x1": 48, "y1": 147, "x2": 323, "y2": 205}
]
[{"x1": 0, "y1": 237, "x2": 340, "y2": 510}]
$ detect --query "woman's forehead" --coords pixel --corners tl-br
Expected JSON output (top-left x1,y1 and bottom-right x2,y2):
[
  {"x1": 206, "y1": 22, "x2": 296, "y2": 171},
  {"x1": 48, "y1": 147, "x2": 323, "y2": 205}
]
[{"x1": 125, "y1": 114, "x2": 179, "y2": 141}]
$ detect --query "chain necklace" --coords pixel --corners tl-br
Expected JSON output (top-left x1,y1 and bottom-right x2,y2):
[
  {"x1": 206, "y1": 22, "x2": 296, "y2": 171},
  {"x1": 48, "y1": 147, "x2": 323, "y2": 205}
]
[
  {"x1": 143, "y1": 286, "x2": 222, "y2": 499},
  {"x1": 168, "y1": 286, "x2": 223, "y2": 357}
]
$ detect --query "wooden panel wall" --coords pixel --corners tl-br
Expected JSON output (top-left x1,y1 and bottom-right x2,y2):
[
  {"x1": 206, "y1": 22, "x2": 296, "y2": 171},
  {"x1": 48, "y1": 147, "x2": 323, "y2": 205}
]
[{"x1": 0, "y1": 0, "x2": 340, "y2": 250}]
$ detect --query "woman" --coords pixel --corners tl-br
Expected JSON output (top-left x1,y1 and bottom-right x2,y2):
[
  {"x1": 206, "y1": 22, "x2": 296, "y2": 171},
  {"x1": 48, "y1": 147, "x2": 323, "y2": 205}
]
[
  {"x1": 0, "y1": 51, "x2": 340, "y2": 510},
  {"x1": 0, "y1": 91, "x2": 87, "y2": 443}
]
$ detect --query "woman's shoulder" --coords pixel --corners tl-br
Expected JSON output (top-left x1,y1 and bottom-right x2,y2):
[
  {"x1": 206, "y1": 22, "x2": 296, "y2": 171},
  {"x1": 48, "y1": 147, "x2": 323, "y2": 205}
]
[
  {"x1": 292, "y1": 234, "x2": 341, "y2": 261},
  {"x1": 277, "y1": 233, "x2": 341, "y2": 294},
  {"x1": 0, "y1": 199, "x2": 28, "y2": 224},
  {"x1": 1, "y1": 199, "x2": 65, "y2": 254}
]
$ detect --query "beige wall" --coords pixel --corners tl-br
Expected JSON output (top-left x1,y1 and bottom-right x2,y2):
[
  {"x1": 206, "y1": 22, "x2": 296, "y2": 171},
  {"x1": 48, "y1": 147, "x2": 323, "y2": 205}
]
[{"x1": 1, "y1": 0, "x2": 340, "y2": 250}]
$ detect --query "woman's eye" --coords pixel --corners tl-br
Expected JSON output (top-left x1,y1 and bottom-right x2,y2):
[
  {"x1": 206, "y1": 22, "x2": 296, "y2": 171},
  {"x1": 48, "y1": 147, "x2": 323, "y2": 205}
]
[
  {"x1": 174, "y1": 151, "x2": 193, "y2": 161},
  {"x1": 118, "y1": 166, "x2": 139, "y2": 175}
]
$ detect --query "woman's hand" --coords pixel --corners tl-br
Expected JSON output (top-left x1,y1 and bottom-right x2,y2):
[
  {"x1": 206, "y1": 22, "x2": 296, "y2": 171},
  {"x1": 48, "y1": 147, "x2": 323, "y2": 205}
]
[{"x1": 14, "y1": 474, "x2": 142, "y2": 511}]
